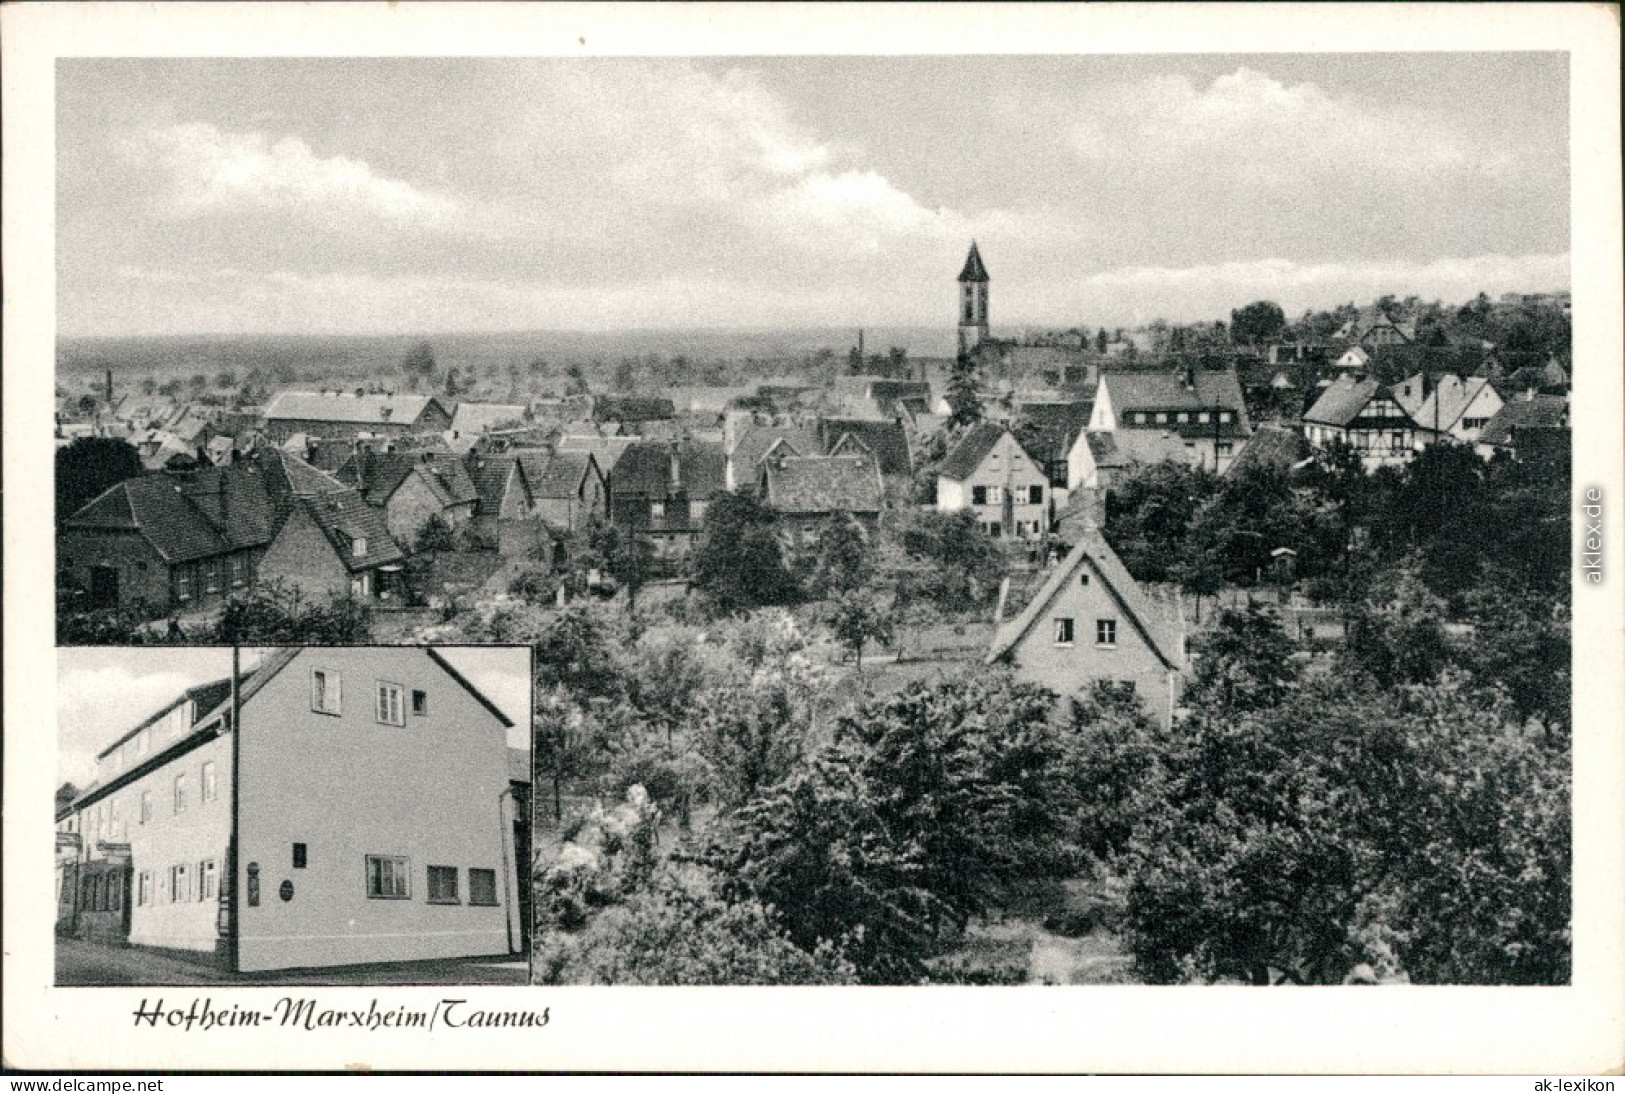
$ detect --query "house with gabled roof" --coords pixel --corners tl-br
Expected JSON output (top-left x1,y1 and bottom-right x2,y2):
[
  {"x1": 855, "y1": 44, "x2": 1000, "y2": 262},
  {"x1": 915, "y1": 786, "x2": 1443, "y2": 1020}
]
[
  {"x1": 337, "y1": 450, "x2": 481, "y2": 548},
  {"x1": 1474, "y1": 392, "x2": 1570, "y2": 461},
  {"x1": 1302, "y1": 374, "x2": 1422, "y2": 470},
  {"x1": 514, "y1": 450, "x2": 607, "y2": 534},
  {"x1": 759, "y1": 452, "x2": 884, "y2": 544},
  {"x1": 56, "y1": 645, "x2": 528, "y2": 971},
  {"x1": 936, "y1": 423, "x2": 1050, "y2": 540},
  {"x1": 1405, "y1": 373, "x2": 1505, "y2": 444},
  {"x1": 1225, "y1": 423, "x2": 1313, "y2": 478},
  {"x1": 263, "y1": 392, "x2": 452, "y2": 444},
  {"x1": 1088, "y1": 366, "x2": 1251, "y2": 473},
  {"x1": 256, "y1": 461, "x2": 406, "y2": 604},
  {"x1": 986, "y1": 528, "x2": 1185, "y2": 727},
  {"x1": 1013, "y1": 400, "x2": 1093, "y2": 499},
  {"x1": 816, "y1": 418, "x2": 913, "y2": 489},
  {"x1": 609, "y1": 440, "x2": 727, "y2": 557},
  {"x1": 725, "y1": 421, "x2": 822, "y2": 491}
]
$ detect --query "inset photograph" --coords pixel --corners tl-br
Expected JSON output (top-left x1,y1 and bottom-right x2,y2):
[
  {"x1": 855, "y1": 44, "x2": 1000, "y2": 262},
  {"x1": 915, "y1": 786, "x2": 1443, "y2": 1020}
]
[{"x1": 55, "y1": 644, "x2": 531, "y2": 986}]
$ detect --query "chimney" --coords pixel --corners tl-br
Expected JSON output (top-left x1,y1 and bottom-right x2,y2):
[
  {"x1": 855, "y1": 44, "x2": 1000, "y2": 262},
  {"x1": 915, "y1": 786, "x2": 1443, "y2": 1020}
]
[
  {"x1": 857, "y1": 328, "x2": 865, "y2": 362},
  {"x1": 218, "y1": 466, "x2": 229, "y2": 529},
  {"x1": 105, "y1": 369, "x2": 114, "y2": 405}
]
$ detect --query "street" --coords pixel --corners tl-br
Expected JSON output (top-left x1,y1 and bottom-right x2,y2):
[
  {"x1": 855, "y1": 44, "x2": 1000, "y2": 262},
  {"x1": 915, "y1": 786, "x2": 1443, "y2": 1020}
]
[{"x1": 55, "y1": 936, "x2": 528, "y2": 987}]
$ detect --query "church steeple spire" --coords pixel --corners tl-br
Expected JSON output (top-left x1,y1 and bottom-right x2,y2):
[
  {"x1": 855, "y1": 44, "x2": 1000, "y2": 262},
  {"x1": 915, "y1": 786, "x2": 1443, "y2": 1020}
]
[{"x1": 957, "y1": 241, "x2": 990, "y2": 354}]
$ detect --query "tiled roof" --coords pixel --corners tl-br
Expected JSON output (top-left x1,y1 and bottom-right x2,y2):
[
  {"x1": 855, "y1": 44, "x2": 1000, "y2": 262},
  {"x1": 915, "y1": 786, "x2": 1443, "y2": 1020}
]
[
  {"x1": 958, "y1": 240, "x2": 990, "y2": 283},
  {"x1": 987, "y1": 530, "x2": 1182, "y2": 670},
  {"x1": 1303, "y1": 374, "x2": 1383, "y2": 428},
  {"x1": 264, "y1": 391, "x2": 443, "y2": 425},
  {"x1": 729, "y1": 423, "x2": 820, "y2": 470},
  {"x1": 1100, "y1": 369, "x2": 1248, "y2": 420},
  {"x1": 450, "y1": 403, "x2": 529, "y2": 435},
  {"x1": 613, "y1": 441, "x2": 727, "y2": 500},
  {"x1": 1414, "y1": 376, "x2": 1497, "y2": 433},
  {"x1": 299, "y1": 490, "x2": 405, "y2": 571},
  {"x1": 762, "y1": 455, "x2": 883, "y2": 515},
  {"x1": 1104, "y1": 429, "x2": 1197, "y2": 468},
  {"x1": 1477, "y1": 394, "x2": 1569, "y2": 447},
  {"x1": 1226, "y1": 424, "x2": 1311, "y2": 477},
  {"x1": 337, "y1": 452, "x2": 479, "y2": 508},
  {"x1": 65, "y1": 464, "x2": 281, "y2": 563},
  {"x1": 517, "y1": 450, "x2": 597, "y2": 500},
  {"x1": 1014, "y1": 401, "x2": 1093, "y2": 465},
  {"x1": 817, "y1": 418, "x2": 913, "y2": 478},
  {"x1": 939, "y1": 423, "x2": 1036, "y2": 481},
  {"x1": 466, "y1": 454, "x2": 520, "y2": 510}
]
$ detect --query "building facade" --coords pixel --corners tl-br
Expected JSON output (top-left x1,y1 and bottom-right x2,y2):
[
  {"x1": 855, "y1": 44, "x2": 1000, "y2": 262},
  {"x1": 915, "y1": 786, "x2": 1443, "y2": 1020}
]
[
  {"x1": 57, "y1": 647, "x2": 527, "y2": 972},
  {"x1": 936, "y1": 423, "x2": 1050, "y2": 540}
]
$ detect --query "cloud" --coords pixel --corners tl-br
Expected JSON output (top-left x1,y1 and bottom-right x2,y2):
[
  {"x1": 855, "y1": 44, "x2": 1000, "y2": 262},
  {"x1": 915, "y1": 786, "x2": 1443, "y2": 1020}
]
[
  {"x1": 135, "y1": 122, "x2": 462, "y2": 225},
  {"x1": 1071, "y1": 67, "x2": 1508, "y2": 184}
]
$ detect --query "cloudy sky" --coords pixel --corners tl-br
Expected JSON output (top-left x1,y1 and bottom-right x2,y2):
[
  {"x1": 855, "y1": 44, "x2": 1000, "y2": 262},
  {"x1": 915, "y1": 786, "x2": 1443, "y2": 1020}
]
[
  {"x1": 57, "y1": 647, "x2": 530, "y2": 789},
  {"x1": 56, "y1": 54, "x2": 1568, "y2": 337}
]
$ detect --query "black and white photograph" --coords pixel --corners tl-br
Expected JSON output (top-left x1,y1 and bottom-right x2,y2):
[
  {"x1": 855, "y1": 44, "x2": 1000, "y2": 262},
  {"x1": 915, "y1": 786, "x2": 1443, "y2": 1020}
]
[
  {"x1": 54, "y1": 645, "x2": 532, "y2": 986},
  {"x1": 6, "y1": 0, "x2": 1623, "y2": 1075}
]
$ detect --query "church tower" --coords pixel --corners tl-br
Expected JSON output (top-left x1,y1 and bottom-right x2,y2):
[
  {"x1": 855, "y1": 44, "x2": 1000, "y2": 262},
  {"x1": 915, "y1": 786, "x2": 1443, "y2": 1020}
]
[{"x1": 957, "y1": 241, "x2": 990, "y2": 354}]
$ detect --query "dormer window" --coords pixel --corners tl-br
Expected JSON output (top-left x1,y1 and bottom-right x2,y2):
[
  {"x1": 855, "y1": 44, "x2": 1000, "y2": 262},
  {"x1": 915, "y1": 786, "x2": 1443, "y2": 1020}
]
[{"x1": 352, "y1": 537, "x2": 367, "y2": 558}]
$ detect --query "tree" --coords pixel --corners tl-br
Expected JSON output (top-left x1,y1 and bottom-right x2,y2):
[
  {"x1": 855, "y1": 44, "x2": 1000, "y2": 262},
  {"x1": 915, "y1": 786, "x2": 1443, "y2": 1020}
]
[
  {"x1": 1096, "y1": 328, "x2": 1109, "y2": 354},
  {"x1": 414, "y1": 513, "x2": 457, "y2": 555},
  {"x1": 56, "y1": 436, "x2": 143, "y2": 523},
  {"x1": 709, "y1": 674, "x2": 1082, "y2": 983},
  {"x1": 887, "y1": 508, "x2": 1005, "y2": 613},
  {"x1": 795, "y1": 513, "x2": 870, "y2": 599},
  {"x1": 1185, "y1": 604, "x2": 1299, "y2": 714},
  {"x1": 533, "y1": 606, "x2": 625, "y2": 703},
  {"x1": 692, "y1": 682, "x2": 806, "y2": 809},
  {"x1": 402, "y1": 340, "x2": 437, "y2": 379},
  {"x1": 824, "y1": 588, "x2": 894, "y2": 672},
  {"x1": 1110, "y1": 673, "x2": 1569, "y2": 985},
  {"x1": 212, "y1": 581, "x2": 373, "y2": 643},
  {"x1": 693, "y1": 491, "x2": 800, "y2": 614},
  {"x1": 1230, "y1": 301, "x2": 1287, "y2": 347},
  {"x1": 946, "y1": 349, "x2": 982, "y2": 429},
  {"x1": 564, "y1": 362, "x2": 590, "y2": 396},
  {"x1": 533, "y1": 868, "x2": 856, "y2": 986}
]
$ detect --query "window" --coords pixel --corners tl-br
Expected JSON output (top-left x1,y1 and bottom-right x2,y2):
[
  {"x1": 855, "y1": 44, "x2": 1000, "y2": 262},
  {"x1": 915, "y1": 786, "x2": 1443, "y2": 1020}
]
[
  {"x1": 230, "y1": 554, "x2": 249, "y2": 587},
  {"x1": 1096, "y1": 619, "x2": 1118, "y2": 647},
  {"x1": 986, "y1": 485, "x2": 1002, "y2": 504},
  {"x1": 1155, "y1": 412, "x2": 1168, "y2": 424},
  {"x1": 108, "y1": 872, "x2": 123, "y2": 913},
  {"x1": 137, "y1": 871, "x2": 151, "y2": 907},
  {"x1": 427, "y1": 865, "x2": 460, "y2": 904},
  {"x1": 170, "y1": 863, "x2": 190, "y2": 904},
  {"x1": 1177, "y1": 412, "x2": 1189, "y2": 423},
  {"x1": 1028, "y1": 484, "x2": 1043, "y2": 505},
  {"x1": 352, "y1": 537, "x2": 368, "y2": 558},
  {"x1": 176, "y1": 570, "x2": 192, "y2": 602},
  {"x1": 173, "y1": 772, "x2": 186, "y2": 814},
  {"x1": 311, "y1": 669, "x2": 342, "y2": 715},
  {"x1": 1391, "y1": 431, "x2": 1405, "y2": 450},
  {"x1": 1198, "y1": 412, "x2": 1211, "y2": 424},
  {"x1": 199, "y1": 859, "x2": 217, "y2": 901},
  {"x1": 1080, "y1": 572, "x2": 1090, "y2": 586},
  {"x1": 1054, "y1": 617, "x2": 1075, "y2": 645},
  {"x1": 650, "y1": 500, "x2": 666, "y2": 518},
  {"x1": 366, "y1": 855, "x2": 410, "y2": 899},
  {"x1": 204, "y1": 561, "x2": 221, "y2": 594},
  {"x1": 1216, "y1": 442, "x2": 1233, "y2": 458},
  {"x1": 376, "y1": 681, "x2": 405, "y2": 726},
  {"x1": 412, "y1": 689, "x2": 428, "y2": 716},
  {"x1": 988, "y1": 522, "x2": 1002, "y2": 538},
  {"x1": 972, "y1": 486, "x2": 988, "y2": 506},
  {"x1": 293, "y1": 843, "x2": 307, "y2": 869},
  {"x1": 468, "y1": 868, "x2": 499, "y2": 907},
  {"x1": 202, "y1": 761, "x2": 217, "y2": 802},
  {"x1": 1219, "y1": 412, "x2": 1232, "y2": 423},
  {"x1": 140, "y1": 791, "x2": 152, "y2": 825},
  {"x1": 1134, "y1": 412, "x2": 1148, "y2": 425}
]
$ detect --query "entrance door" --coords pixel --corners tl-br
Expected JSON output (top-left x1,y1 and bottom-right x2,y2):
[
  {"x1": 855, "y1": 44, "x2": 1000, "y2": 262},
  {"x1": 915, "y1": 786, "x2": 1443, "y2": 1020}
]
[{"x1": 89, "y1": 566, "x2": 119, "y2": 609}]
